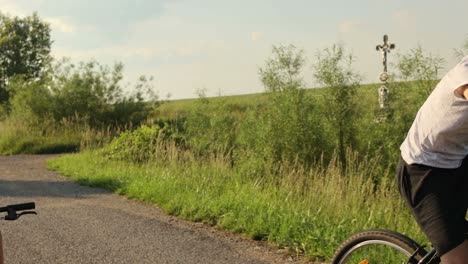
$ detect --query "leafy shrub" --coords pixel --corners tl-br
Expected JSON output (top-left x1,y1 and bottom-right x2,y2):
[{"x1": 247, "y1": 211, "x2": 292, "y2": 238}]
[
  {"x1": 7, "y1": 59, "x2": 157, "y2": 127},
  {"x1": 184, "y1": 93, "x2": 238, "y2": 160},
  {"x1": 313, "y1": 43, "x2": 360, "y2": 169},
  {"x1": 101, "y1": 122, "x2": 185, "y2": 163},
  {"x1": 101, "y1": 125, "x2": 172, "y2": 163},
  {"x1": 396, "y1": 46, "x2": 444, "y2": 98},
  {"x1": 250, "y1": 45, "x2": 329, "y2": 166},
  {"x1": 49, "y1": 59, "x2": 157, "y2": 127},
  {"x1": 7, "y1": 76, "x2": 54, "y2": 125}
]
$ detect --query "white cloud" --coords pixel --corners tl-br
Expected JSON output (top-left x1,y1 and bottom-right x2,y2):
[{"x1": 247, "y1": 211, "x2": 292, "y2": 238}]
[
  {"x1": 0, "y1": 1, "x2": 27, "y2": 17},
  {"x1": 392, "y1": 9, "x2": 417, "y2": 25},
  {"x1": 52, "y1": 43, "x2": 199, "y2": 61},
  {"x1": 52, "y1": 46, "x2": 144, "y2": 60},
  {"x1": 45, "y1": 17, "x2": 75, "y2": 33},
  {"x1": 114, "y1": 14, "x2": 230, "y2": 60},
  {"x1": 0, "y1": 2, "x2": 75, "y2": 34},
  {"x1": 251, "y1": 31, "x2": 264, "y2": 41},
  {"x1": 339, "y1": 20, "x2": 361, "y2": 33}
]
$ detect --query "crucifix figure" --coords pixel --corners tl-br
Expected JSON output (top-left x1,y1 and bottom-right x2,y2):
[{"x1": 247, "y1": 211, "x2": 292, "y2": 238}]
[
  {"x1": 375, "y1": 34, "x2": 395, "y2": 112},
  {"x1": 376, "y1": 34, "x2": 395, "y2": 74}
]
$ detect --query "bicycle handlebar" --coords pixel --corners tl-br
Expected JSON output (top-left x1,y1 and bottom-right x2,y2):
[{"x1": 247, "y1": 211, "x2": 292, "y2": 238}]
[
  {"x1": 0, "y1": 202, "x2": 36, "y2": 221},
  {"x1": 0, "y1": 203, "x2": 35, "y2": 213}
]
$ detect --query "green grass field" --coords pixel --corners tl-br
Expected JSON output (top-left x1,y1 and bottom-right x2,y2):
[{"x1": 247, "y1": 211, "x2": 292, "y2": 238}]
[{"x1": 157, "y1": 83, "x2": 381, "y2": 119}]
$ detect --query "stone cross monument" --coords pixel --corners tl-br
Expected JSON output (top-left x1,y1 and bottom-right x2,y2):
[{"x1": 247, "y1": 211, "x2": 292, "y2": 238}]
[{"x1": 376, "y1": 34, "x2": 395, "y2": 110}]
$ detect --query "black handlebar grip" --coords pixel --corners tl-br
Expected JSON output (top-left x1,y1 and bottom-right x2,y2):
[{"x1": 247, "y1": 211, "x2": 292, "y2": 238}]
[{"x1": 7, "y1": 202, "x2": 35, "y2": 212}]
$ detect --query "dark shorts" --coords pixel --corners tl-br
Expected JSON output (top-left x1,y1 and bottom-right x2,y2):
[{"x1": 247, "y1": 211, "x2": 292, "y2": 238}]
[{"x1": 396, "y1": 156, "x2": 468, "y2": 256}]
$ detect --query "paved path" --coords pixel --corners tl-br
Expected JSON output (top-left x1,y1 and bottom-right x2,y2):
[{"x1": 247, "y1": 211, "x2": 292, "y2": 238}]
[{"x1": 0, "y1": 155, "x2": 311, "y2": 264}]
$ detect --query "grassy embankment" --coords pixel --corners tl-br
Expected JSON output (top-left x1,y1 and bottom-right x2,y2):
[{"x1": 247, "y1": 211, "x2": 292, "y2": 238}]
[{"x1": 48, "y1": 149, "x2": 425, "y2": 261}]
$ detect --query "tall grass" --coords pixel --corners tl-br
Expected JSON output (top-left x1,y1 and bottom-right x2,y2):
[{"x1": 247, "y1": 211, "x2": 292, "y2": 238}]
[
  {"x1": 48, "y1": 143, "x2": 426, "y2": 261},
  {"x1": 0, "y1": 119, "x2": 77, "y2": 154},
  {"x1": 0, "y1": 116, "x2": 118, "y2": 154}
]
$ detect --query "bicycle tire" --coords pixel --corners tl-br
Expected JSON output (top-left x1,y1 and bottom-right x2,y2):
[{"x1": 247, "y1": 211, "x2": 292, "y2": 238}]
[{"x1": 331, "y1": 229, "x2": 430, "y2": 264}]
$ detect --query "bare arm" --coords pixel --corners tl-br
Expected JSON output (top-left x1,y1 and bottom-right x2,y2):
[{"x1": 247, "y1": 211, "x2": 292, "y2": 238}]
[{"x1": 455, "y1": 83, "x2": 468, "y2": 99}]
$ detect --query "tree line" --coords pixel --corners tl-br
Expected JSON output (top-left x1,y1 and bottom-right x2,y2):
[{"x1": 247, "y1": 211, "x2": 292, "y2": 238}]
[{"x1": 0, "y1": 12, "x2": 156, "y2": 127}]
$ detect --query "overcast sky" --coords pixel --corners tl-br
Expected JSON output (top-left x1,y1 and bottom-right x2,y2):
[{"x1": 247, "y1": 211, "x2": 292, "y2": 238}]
[{"x1": 1, "y1": 0, "x2": 467, "y2": 99}]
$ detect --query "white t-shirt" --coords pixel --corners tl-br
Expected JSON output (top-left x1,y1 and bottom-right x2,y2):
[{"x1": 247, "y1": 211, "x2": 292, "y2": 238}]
[{"x1": 400, "y1": 56, "x2": 468, "y2": 168}]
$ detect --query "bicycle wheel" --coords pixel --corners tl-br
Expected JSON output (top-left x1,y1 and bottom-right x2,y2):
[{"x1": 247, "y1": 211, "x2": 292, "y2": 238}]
[{"x1": 331, "y1": 229, "x2": 429, "y2": 264}]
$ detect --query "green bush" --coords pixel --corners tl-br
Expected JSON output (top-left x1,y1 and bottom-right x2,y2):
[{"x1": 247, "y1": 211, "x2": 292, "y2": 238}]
[
  {"x1": 5, "y1": 59, "x2": 157, "y2": 127},
  {"x1": 250, "y1": 45, "x2": 329, "y2": 166},
  {"x1": 313, "y1": 43, "x2": 360, "y2": 170},
  {"x1": 184, "y1": 93, "x2": 238, "y2": 160},
  {"x1": 101, "y1": 125, "x2": 172, "y2": 163},
  {"x1": 0, "y1": 58, "x2": 159, "y2": 154},
  {"x1": 7, "y1": 76, "x2": 54, "y2": 125},
  {"x1": 49, "y1": 60, "x2": 157, "y2": 127}
]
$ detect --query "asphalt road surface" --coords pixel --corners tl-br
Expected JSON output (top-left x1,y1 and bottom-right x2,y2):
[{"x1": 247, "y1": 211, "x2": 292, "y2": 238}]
[{"x1": 0, "y1": 155, "x2": 313, "y2": 264}]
